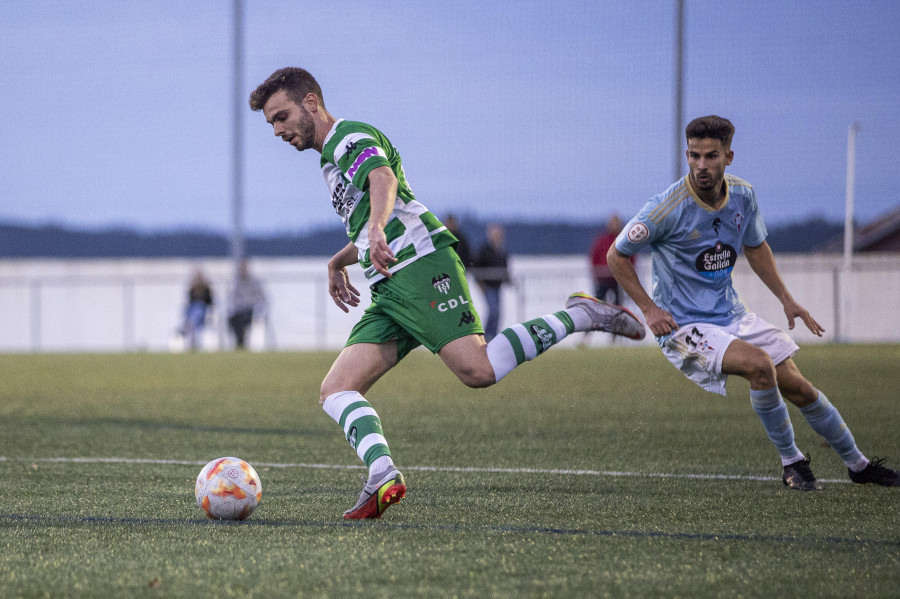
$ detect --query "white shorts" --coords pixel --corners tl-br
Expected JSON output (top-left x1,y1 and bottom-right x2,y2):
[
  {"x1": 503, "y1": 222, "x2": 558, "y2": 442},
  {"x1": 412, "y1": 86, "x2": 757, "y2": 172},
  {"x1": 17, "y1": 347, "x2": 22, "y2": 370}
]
[{"x1": 660, "y1": 312, "x2": 799, "y2": 396}]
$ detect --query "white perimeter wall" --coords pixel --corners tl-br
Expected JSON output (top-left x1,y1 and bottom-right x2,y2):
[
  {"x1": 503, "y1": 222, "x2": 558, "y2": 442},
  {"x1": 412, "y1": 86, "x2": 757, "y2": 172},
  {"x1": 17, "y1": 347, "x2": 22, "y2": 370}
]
[{"x1": 0, "y1": 253, "x2": 897, "y2": 353}]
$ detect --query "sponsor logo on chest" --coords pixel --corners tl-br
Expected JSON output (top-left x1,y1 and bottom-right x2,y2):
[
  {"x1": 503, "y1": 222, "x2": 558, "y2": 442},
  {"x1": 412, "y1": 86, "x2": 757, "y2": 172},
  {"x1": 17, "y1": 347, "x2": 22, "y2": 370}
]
[
  {"x1": 695, "y1": 241, "x2": 737, "y2": 279},
  {"x1": 331, "y1": 180, "x2": 362, "y2": 217}
]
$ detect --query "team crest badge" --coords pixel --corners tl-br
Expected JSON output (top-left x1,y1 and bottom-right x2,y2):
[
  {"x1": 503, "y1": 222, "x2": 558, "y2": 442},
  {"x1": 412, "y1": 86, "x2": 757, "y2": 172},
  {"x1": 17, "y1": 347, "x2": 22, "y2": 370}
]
[
  {"x1": 698, "y1": 340, "x2": 715, "y2": 353},
  {"x1": 733, "y1": 212, "x2": 744, "y2": 232},
  {"x1": 627, "y1": 223, "x2": 649, "y2": 243},
  {"x1": 432, "y1": 273, "x2": 452, "y2": 294},
  {"x1": 530, "y1": 325, "x2": 554, "y2": 353}
]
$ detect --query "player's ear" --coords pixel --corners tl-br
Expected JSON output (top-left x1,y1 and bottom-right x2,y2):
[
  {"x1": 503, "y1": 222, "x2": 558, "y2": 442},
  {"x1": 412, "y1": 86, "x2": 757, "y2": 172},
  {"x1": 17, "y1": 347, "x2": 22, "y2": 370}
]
[
  {"x1": 725, "y1": 149, "x2": 734, "y2": 166},
  {"x1": 303, "y1": 92, "x2": 319, "y2": 112}
]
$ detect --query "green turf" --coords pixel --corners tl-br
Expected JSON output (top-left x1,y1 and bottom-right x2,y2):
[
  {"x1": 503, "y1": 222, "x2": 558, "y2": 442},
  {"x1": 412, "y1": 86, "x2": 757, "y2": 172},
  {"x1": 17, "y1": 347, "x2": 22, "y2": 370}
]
[{"x1": 1, "y1": 345, "x2": 898, "y2": 598}]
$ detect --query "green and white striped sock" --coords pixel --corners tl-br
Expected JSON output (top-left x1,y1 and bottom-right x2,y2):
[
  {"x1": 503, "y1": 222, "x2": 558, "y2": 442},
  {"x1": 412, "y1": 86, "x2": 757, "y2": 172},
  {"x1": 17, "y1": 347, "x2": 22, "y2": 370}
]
[
  {"x1": 486, "y1": 311, "x2": 575, "y2": 382},
  {"x1": 322, "y1": 391, "x2": 392, "y2": 469}
]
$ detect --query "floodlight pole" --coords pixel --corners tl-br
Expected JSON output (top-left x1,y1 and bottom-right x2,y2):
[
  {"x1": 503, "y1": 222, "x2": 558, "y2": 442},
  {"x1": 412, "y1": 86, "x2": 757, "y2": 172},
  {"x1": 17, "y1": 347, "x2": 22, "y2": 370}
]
[
  {"x1": 230, "y1": 0, "x2": 246, "y2": 274},
  {"x1": 672, "y1": 0, "x2": 685, "y2": 182},
  {"x1": 839, "y1": 121, "x2": 859, "y2": 343},
  {"x1": 843, "y1": 122, "x2": 859, "y2": 271}
]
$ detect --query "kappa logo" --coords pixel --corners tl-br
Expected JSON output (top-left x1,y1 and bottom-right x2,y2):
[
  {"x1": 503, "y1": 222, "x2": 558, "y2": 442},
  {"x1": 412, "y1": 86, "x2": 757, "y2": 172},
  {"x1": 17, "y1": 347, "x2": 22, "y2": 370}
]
[
  {"x1": 431, "y1": 295, "x2": 469, "y2": 312},
  {"x1": 458, "y1": 311, "x2": 476, "y2": 327},
  {"x1": 627, "y1": 223, "x2": 649, "y2": 243},
  {"x1": 345, "y1": 141, "x2": 358, "y2": 155},
  {"x1": 712, "y1": 217, "x2": 722, "y2": 235},
  {"x1": 530, "y1": 324, "x2": 554, "y2": 353},
  {"x1": 347, "y1": 426, "x2": 358, "y2": 450},
  {"x1": 432, "y1": 273, "x2": 452, "y2": 294}
]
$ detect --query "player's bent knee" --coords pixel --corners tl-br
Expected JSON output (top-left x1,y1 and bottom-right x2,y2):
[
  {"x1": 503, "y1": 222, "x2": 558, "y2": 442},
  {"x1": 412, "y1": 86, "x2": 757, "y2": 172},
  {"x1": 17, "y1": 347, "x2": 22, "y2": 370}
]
[
  {"x1": 779, "y1": 379, "x2": 818, "y2": 406},
  {"x1": 455, "y1": 364, "x2": 497, "y2": 389},
  {"x1": 461, "y1": 376, "x2": 495, "y2": 389},
  {"x1": 749, "y1": 354, "x2": 777, "y2": 387},
  {"x1": 319, "y1": 382, "x2": 344, "y2": 405},
  {"x1": 729, "y1": 344, "x2": 777, "y2": 388}
]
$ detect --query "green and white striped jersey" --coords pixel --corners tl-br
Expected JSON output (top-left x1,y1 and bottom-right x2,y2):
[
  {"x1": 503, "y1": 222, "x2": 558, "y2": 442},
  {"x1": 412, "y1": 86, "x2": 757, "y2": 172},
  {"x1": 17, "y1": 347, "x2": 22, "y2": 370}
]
[{"x1": 320, "y1": 119, "x2": 456, "y2": 282}]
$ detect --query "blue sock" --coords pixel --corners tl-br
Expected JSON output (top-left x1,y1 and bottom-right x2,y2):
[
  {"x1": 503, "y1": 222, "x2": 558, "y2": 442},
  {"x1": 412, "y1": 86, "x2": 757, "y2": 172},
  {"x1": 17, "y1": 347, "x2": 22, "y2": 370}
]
[
  {"x1": 799, "y1": 391, "x2": 867, "y2": 470},
  {"x1": 750, "y1": 387, "x2": 804, "y2": 465}
]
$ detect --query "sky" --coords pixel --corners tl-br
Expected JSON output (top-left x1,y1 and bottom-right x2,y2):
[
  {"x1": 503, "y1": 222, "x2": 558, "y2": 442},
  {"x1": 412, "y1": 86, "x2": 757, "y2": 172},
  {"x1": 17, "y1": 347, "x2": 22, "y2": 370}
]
[{"x1": 2, "y1": 1, "x2": 899, "y2": 235}]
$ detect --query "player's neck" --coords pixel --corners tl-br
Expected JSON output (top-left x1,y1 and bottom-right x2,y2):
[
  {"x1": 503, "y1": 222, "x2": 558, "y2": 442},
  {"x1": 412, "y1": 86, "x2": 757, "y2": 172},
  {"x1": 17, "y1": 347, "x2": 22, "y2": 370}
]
[
  {"x1": 691, "y1": 177, "x2": 727, "y2": 209},
  {"x1": 699, "y1": 186, "x2": 725, "y2": 208},
  {"x1": 313, "y1": 112, "x2": 338, "y2": 153}
]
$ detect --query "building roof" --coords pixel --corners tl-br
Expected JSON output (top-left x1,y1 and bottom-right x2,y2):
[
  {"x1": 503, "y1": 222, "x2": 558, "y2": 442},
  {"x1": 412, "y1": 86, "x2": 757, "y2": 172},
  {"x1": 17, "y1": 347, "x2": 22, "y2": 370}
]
[
  {"x1": 854, "y1": 203, "x2": 900, "y2": 251},
  {"x1": 820, "y1": 203, "x2": 900, "y2": 252}
]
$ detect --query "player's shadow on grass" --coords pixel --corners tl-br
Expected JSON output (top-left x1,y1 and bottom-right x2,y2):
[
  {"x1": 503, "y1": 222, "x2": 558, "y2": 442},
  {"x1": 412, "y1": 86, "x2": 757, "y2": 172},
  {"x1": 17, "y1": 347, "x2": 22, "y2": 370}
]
[
  {"x1": 2, "y1": 513, "x2": 897, "y2": 548},
  {"x1": 40, "y1": 416, "x2": 326, "y2": 437}
]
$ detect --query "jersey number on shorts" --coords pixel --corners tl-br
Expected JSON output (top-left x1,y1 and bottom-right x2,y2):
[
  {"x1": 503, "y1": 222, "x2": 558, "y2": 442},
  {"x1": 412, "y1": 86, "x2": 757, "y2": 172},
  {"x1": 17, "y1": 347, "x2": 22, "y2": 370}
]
[{"x1": 684, "y1": 327, "x2": 704, "y2": 348}]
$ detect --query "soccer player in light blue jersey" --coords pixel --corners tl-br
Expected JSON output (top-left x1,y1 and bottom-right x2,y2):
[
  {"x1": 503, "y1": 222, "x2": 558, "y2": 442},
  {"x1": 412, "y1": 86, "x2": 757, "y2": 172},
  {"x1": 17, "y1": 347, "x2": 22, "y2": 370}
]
[
  {"x1": 249, "y1": 67, "x2": 646, "y2": 519},
  {"x1": 608, "y1": 115, "x2": 899, "y2": 491}
]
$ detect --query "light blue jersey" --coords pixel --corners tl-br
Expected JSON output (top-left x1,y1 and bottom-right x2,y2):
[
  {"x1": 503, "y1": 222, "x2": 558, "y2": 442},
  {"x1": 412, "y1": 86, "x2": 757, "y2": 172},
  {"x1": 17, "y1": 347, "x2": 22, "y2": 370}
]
[{"x1": 615, "y1": 174, "x2": 767, "y2": 334}]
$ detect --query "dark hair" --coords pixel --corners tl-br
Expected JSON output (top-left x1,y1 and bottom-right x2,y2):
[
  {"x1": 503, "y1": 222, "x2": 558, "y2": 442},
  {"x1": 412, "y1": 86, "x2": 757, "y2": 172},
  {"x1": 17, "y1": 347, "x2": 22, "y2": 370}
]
[
  {"x1": 685, "y1": 115, "x2": 734, "y2": 148},
  {"x1": 249, "y1": 67, "x2": 324, "y2": 111}
]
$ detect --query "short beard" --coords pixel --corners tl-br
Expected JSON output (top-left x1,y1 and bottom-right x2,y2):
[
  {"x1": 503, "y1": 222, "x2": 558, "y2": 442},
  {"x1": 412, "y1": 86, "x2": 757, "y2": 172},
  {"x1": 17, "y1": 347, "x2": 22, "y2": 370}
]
[{"x1": 293, "y1": 107, "x2": 316, "y2": 151}]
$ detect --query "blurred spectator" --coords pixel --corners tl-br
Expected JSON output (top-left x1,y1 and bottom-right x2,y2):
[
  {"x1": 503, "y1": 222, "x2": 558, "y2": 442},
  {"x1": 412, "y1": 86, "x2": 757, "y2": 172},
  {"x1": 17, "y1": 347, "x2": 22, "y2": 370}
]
[
  {"x1": 589, "y1": 215, "x2": 633, "y2": 305},
  {"x1": 228, "y1": 259, "x2": 267, "y2": 349},
  {"x1": 444, "y1": 213, "x2": 472, "y2": 267},
  {"x1": 182, "y1": 268, "x2": 214, "y2": 350},
  {"x1": 473, "y1": 223, "x2": 510, "y2": 341}
]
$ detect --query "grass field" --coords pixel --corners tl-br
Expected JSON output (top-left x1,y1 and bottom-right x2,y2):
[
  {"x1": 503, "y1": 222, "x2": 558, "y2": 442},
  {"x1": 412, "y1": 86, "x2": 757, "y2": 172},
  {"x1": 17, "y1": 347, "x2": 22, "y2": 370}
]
[{"x1": 1, "y1": 345, "x2": 898, "y2": 598}]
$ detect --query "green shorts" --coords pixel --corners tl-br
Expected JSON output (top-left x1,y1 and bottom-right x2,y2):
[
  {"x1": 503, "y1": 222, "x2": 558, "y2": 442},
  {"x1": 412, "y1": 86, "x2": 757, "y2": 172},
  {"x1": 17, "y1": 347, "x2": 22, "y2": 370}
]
[{"x1": 346, "y1": 246, "x2": 484, "y2": 361}]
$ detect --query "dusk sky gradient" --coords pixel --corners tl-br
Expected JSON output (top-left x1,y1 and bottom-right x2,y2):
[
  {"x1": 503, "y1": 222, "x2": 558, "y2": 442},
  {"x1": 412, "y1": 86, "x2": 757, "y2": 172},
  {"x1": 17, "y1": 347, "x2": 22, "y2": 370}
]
[{"x1": 2, "y1": 1, "x2": 898, "y2": 235}]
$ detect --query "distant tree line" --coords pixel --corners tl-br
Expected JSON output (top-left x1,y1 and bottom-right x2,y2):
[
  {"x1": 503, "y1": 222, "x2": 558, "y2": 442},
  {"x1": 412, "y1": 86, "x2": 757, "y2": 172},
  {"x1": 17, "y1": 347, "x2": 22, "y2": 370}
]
[{"x1": 0, "y1": 217, "x2": 845, "y2": 258}]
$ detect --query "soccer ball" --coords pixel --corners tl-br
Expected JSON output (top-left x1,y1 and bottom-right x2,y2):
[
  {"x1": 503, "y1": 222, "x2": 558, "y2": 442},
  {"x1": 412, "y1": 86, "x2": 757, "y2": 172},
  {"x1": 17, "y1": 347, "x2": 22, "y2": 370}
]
[{"x1": 195, "y1": 457, "x2": 262, "y2": 520}]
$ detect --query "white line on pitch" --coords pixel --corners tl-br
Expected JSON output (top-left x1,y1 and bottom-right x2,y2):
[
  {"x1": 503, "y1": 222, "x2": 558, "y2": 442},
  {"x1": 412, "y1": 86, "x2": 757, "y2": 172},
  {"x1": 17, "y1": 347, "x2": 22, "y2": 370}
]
[{"x1": 0, "y1": 456, "x2": 852, "y2": 484}]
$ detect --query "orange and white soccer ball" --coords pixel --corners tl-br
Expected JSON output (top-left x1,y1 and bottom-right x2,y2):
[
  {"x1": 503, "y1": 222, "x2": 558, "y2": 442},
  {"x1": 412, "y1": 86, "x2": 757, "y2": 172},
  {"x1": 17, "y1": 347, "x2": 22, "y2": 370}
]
[{"x1": 195, "y1": 457, "x2": 262, "y2": 520}]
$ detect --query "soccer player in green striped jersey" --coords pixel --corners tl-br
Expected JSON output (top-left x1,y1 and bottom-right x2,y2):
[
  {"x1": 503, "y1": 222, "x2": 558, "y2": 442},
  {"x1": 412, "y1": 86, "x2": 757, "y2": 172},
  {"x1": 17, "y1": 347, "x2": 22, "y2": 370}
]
[{"x1": 250, "y1": 67, "x2": 646, "y2": 519}]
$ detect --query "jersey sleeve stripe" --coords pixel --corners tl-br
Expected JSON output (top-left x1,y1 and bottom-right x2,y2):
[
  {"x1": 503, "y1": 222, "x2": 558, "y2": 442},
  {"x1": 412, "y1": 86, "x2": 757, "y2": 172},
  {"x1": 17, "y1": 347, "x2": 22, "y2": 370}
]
[
  {"x1": 331, "y1": 132, "x2": 375, "y2": 165},
  {"x1": 648, "y1": 181, "x2": 687, "y2": 221},
  {"x1": 650, "y1": 187, "x2": 689, "y2": 225},
  {"x1": 725, "y1": 174, "x2": 752, "y2": 189}
]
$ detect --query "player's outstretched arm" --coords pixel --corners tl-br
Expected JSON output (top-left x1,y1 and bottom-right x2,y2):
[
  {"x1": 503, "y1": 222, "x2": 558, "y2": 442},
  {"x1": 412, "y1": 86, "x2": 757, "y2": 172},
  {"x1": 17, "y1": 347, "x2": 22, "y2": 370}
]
[
  {"x1": 607, "y1": 247, "x2": 679, "y2": 336},
  {"x1": 366, "y1": 166, "x2": 399, "y2": 278},
  {"x1": 328, "y1": 243, "x2": 361, "y2": 313},
  {"x1": 743, "y1": 241, "x2": 824, "y2": 336}
]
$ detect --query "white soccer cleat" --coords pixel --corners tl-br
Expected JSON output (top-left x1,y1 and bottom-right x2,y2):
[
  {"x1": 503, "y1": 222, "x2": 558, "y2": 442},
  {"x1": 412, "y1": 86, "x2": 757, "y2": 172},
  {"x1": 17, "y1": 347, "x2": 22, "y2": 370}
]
[{"x1": 566, "y1": 292, "x2": 646, "y2": 340}]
